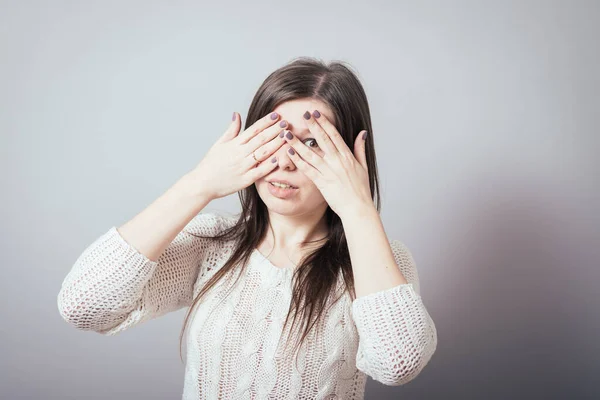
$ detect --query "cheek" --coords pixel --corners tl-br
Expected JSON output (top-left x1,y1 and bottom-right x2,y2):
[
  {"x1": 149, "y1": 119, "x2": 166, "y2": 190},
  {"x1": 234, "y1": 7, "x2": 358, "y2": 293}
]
[{"x1": 304, "y1": 185, "x2": 325, "y2": 202}]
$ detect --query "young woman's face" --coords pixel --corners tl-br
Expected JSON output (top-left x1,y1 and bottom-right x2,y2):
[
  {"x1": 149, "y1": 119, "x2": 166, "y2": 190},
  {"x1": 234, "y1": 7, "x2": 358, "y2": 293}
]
[{"x1": 255, "y1": 98, "x2": 337, "y2": 218}]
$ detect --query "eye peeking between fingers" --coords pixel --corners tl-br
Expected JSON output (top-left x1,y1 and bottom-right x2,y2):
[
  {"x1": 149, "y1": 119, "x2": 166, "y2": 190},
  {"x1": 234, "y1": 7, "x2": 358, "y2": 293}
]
[{"x1": 303, "y1": 138, "x2": 320, "y2": 150}]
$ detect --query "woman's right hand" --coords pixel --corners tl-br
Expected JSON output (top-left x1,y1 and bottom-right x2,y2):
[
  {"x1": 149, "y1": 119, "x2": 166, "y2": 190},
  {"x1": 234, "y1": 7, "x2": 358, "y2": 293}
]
[{"x1": 187, "y1": 111, "x2": 288, "y2": 200}]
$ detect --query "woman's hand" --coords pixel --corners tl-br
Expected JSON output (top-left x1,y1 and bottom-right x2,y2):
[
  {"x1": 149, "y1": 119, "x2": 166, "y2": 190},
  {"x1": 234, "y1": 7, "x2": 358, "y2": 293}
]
[
  {"x1": 188, "y1": 111, "x2": 288, "y2": 200},
  {"x1": 282, "y1": 110, "x2": 374, "y2": 218}
]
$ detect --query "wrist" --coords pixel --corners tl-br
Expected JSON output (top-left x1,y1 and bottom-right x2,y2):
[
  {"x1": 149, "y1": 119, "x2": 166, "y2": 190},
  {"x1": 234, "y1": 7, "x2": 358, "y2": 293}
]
[
  {"x1": 173, "y1": 172, "x2": 214, "y2": 209},
  {"x1": 339, "y1": 202, "x2": 378, "y2": 222}
]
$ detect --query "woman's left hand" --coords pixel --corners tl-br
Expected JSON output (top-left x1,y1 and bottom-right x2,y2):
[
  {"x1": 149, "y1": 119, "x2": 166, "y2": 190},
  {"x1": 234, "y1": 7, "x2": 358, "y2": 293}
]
[{"x1": 283, "y1": 109, "x2": 374, "y2": 219}]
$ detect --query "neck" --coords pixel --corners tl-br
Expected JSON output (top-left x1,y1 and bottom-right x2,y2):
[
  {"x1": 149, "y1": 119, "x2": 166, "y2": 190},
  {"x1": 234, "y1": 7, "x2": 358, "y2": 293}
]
[{"x1": 260, "y1": 209, "x2": 329, "y2": 255}]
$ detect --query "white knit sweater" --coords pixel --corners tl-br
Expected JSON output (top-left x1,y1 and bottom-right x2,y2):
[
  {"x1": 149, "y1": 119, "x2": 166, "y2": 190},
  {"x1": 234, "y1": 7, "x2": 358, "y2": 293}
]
[{"x1": 57, "y1": 212, "x2": 437, "y2": 399}]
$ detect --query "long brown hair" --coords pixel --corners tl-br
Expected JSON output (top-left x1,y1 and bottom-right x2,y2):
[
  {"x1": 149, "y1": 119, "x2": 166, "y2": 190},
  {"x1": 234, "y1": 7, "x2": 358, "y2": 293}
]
[{"x1": 179, "y1": 57, "x2": 382, "y2": 366}]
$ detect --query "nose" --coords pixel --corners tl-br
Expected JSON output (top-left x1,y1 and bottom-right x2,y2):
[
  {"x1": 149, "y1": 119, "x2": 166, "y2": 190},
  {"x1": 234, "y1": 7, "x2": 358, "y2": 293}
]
[{"x1": 274, "y1": 144, "x2": 297, "y2": 171}]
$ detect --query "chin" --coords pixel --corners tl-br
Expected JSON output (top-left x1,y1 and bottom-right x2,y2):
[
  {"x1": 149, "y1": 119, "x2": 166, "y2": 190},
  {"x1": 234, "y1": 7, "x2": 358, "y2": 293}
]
[{"x1": 263, "y1": 202, "x2": 303, "y2": 216}]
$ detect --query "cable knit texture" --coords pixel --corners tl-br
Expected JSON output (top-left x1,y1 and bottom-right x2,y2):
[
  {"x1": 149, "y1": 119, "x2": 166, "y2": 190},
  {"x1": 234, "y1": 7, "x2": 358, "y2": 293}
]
[{"x1": 57, "y1": 212, "x2": 437, "y2": 399}]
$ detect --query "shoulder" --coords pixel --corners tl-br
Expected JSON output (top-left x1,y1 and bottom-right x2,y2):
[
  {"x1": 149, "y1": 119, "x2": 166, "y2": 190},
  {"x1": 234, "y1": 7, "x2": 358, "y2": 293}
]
[
  {"x1": 182, "y1": 211, "x2": 239, "y2": 237},
  {"x1": 388, "y1": 238, "x2": 421, "y2": 295}
]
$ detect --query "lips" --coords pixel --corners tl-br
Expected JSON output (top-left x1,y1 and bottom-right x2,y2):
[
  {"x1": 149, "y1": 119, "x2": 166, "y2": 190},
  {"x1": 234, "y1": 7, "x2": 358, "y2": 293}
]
[
  {"x1": 267, "y1": 181, "x2": 298, "y2": 199},
  {"x1": 267, "y1": 180, "x2": 298, "y2": 189}
]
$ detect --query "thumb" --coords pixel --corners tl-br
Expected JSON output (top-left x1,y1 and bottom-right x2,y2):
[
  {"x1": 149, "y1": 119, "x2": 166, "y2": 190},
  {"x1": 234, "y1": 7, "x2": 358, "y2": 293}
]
[
  {"x1": 354, "y1": 130, "x2": 369, "y2": 172},
  {"x1": 219, "y1": 112, "x2": 241, "y2": 142}
]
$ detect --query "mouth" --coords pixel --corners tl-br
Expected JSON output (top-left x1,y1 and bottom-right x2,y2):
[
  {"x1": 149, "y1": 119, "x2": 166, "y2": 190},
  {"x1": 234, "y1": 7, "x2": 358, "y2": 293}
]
[
  {"x1": 267, "y1": 181, "x2": 299, "y2": 198},
  {"x1": 267, "y1": 181, "x2": 298, "y2": 189}
]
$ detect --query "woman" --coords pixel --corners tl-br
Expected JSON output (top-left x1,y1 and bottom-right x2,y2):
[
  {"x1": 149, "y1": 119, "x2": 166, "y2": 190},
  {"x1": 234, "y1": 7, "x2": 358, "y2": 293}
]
[{"x1": 57, "y1": 57, "x2": 438, "y2": 399}]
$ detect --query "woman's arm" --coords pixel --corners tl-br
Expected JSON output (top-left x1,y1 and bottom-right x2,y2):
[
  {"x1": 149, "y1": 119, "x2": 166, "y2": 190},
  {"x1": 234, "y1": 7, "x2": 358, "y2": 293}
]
[
  {"x1": 117, "y1": 172, "x2": 213, "y2": 261},
  {"x1": 351, "y1": 239, "x2": 438, "y2": 386},
  {"x1": 57, "y1": 173, "x2": 222, "y2": 335}
]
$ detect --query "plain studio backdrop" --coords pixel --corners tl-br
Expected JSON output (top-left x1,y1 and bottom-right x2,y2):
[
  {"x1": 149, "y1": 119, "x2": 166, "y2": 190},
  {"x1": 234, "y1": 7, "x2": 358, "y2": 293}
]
[{"x1": 1, "y1": 1, "x2": 598, "y2": 399}]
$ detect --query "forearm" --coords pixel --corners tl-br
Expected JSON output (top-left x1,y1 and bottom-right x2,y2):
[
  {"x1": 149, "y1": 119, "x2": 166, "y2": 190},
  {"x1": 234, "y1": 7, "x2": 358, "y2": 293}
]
[
  {"x1": 341, "y1": 205, "x2": 408, "y2": 299},
  {"x1": 117, "y1": 173, "x2": 213, "y2": 262}
]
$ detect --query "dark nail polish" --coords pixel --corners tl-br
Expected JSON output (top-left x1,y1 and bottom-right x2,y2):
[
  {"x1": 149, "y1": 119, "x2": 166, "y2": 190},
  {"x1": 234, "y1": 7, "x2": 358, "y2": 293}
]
[
  {"x1": 279, "y1": 131, "x2": 285, "y2": 138},
  {"x1": 271, "y1": 157, "x2": 277, "y2": 163},
  {"x1": 279, "y1": 120, "x2": 287, "y2": 128},
  {"x1": 270, "y1": 112, "x2": 278, "y2": 120},
  {"x1": 303, "y1": 111, "x2": 311, "y2": 120},
  {"x1": 285, "y1": 131, "x2": 293, "y2": 140},
  {"x1": 232, "y1": 112, "x2": 236, "y2": 121},
  {"x1": 288, "y1": 148, "x2": 295, "y2": 155},
  {"x1": 312, "y1": 110, "x2": 320, "y2": 118},
  {"x1": 362, "y1": 131, "x2": 368, "y2": 140}
]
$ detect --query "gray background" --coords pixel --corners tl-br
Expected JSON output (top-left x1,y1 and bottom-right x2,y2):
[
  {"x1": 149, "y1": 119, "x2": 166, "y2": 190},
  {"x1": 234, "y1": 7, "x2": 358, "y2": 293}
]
[{"x1": 1, "y1": 0, "x2": 598, "y2": 399}]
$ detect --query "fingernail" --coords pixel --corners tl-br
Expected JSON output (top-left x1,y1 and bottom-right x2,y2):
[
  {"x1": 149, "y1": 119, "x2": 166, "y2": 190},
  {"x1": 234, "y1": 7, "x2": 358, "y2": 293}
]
[
  {"x1": 312, "y1": 110, "x2": 320, "y2": 118},
  {"x1": 288, "y1": 148, "x2": 295, "y2": 155},
  {"x1": 303, "y1": 111, "x2": 311, "y2": 120},
  {"x1": 270, "y1": 112, "x2": 278, "y2": 120},
  {"x1": 362, "y1": 131, "x2": 368, "y2": 140},
  {"x1": 285, "y1": 131, "x2": 294, "y2": 140},
  {"x1": 271, "y1": 156, "x2": 277, "y2": 163},
  {"x1": 279, "y1": 131, "x2": 285, "y2": 138},
  {"x1": 279, "y1": 120, "x2": 287, "y2": 128},
  {"x1": 232, "y1": 112, "x2": 236, "y2": 121}
]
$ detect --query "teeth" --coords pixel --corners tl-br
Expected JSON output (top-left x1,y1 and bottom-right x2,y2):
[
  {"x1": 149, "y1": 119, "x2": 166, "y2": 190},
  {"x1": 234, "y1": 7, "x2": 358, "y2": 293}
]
[{"x1": 271, "y1": 182, "x2": 293, "y2": 189}]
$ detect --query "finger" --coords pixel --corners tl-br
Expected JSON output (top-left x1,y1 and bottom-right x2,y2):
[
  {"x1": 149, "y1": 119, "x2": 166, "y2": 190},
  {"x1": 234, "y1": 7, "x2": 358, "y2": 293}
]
[
  {"x1": 218, "y1": 111, "x2": 241, "y2": 143},
  {"x1": 248, "y1": 153, "x2": 280, "y2": 182},
  {"x1": 237, "y1": 111, "x2": 280, "y2": 144},
  {"x1": 247, "y1": 129, "x2": 287, "y2": 165},
  {"x1": 244, "y1": 119, "x2": 288, "y2": 156},
  {"x1": 284, "y1": 145, "x2": 321, "y2": 183},
  {"x1": 301, "y1": 110, "x2": 338, "y2": 156},
  {"x1": 354, "y1": 130, "x2": 369, "y2": 172},
  {"x1": 282, "y1": 130, "x2": 328, "y2": 176},
  {"x1": 310, "y1": 109, "x2": 354, "y2": 159}
]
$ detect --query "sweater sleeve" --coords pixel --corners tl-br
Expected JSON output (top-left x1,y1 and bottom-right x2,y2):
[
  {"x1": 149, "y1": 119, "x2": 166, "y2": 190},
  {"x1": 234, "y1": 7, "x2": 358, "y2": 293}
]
[
  {"x1": 351, "y1": 239, "x2": 438, "y2": 386},
  {"x1": 57, "y1": 212, "x2": 233, "y2": 335}
]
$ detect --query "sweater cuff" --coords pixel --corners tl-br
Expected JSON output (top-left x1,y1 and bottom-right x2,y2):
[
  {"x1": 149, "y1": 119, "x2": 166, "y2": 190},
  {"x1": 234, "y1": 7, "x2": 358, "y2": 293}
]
[
  {"x1": 95, "y1": 226, "x2": 158, "y2": 281},
  {"x1": 350, "y1": 283, "x2": 431, "y2": 386},
  {"x1": 352, "y1": 283, "x2": 420, "y2": 312}
]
